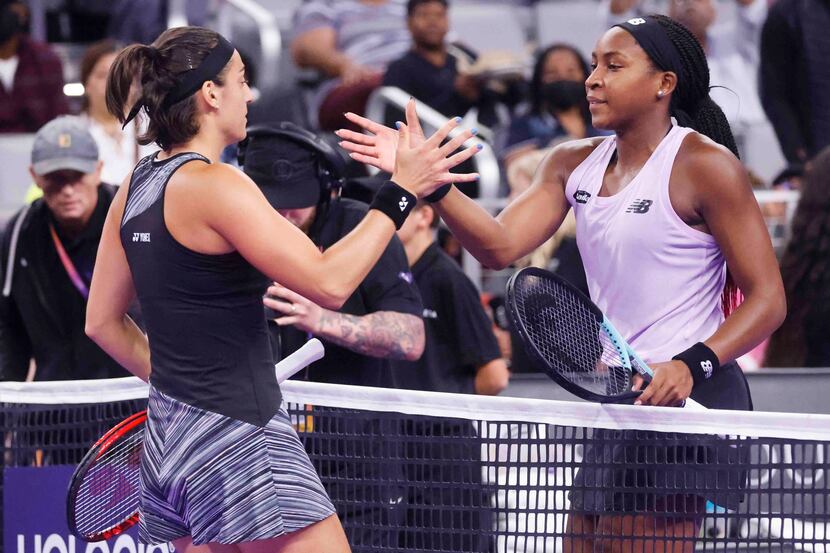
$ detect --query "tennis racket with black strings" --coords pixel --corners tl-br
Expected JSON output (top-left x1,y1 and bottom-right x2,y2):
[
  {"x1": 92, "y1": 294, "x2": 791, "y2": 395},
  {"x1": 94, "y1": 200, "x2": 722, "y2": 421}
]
[
  {"x1": 506, "y1": 267, "x2": 703, "y2": 408},
  {"x1": 66, "y1": 338, "x2": 326, "y2": 542}
]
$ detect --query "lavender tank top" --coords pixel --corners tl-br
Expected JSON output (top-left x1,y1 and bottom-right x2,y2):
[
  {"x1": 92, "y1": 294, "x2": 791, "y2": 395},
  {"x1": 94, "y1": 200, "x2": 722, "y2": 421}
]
[{"x1": 565, "y1": 125, "x2": 726, "y2": 363}]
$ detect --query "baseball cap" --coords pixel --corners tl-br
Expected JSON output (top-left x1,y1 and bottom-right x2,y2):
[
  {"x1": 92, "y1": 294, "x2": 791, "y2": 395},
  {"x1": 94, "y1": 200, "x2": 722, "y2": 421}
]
[
  {"x1": 31, "y1": 116, "x2": 99, "y2": 176},
  {"x1": 242, "y1": 133, "x2": 322, "y2": 210}
]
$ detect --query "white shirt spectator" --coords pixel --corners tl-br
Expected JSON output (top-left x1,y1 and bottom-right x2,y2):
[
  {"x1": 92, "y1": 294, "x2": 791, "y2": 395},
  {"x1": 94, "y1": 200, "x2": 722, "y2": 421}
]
[{"x1": 81, "y1": 115, "x2": 157, "y2": 185}]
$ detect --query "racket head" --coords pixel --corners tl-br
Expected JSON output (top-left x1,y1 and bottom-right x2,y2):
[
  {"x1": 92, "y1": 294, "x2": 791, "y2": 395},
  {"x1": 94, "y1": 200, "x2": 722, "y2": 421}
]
[
  {"x1": 67, "y1": 410, "x2": 146, "y2": 542},
  {"x1": 506, "y1": 267, "x2": 641, "y2": 403}
]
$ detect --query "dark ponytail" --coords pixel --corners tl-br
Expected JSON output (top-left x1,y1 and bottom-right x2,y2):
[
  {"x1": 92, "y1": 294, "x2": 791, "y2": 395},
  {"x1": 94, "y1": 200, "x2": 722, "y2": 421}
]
[
  {"x1": 106, "y1": 27, "x2": 229, "y2": 151},
  {"x1": 650, "y1": 14, "x2": 740, "y2": 159}
]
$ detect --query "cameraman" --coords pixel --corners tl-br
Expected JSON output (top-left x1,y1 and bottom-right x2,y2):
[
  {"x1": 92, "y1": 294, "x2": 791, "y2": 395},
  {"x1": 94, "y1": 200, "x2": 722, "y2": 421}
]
[{"x1": 240, "y1": 122, "x2": 424, "y2": 552}]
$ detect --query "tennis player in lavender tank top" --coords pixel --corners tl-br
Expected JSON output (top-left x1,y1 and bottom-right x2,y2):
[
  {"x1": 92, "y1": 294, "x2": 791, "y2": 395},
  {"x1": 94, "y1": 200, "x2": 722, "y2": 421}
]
[{"x1": 339, "y1": 13, "x2": 785, "y2": 553}]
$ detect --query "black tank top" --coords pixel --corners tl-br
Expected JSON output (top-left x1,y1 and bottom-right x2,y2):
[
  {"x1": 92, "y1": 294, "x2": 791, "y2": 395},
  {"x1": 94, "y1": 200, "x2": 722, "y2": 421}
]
[{"x1": 121, "y1": 152, "x2": 279, "y2": 426}]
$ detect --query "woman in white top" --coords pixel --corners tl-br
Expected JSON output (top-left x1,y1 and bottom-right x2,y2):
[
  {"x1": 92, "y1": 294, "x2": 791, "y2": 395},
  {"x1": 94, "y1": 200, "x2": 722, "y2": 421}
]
[{"x1": 79, "y1": 40, "x2": 155, "y2": 184}]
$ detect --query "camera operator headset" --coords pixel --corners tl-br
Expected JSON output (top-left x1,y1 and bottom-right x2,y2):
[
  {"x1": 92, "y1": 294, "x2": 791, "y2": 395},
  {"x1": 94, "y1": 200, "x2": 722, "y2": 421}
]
[
  {"x1": 239, "y1": 122, "x2": 346, "y2": 242},
  {"x1": 238, "y1": 121, "x2": 424, "y2": 383}
]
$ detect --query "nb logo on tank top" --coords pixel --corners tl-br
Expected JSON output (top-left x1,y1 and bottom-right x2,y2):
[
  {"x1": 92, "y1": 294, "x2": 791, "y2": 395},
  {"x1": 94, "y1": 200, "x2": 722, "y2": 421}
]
[
  {"x1": 573, "y1": 190, "x2": 591, "y2": 204},
  {"x1": 132, "y1": 232, "x2": 151, "y2": 243},
  {"x1": 625, "y1": 199, "x2": 653, "y2": 214}
]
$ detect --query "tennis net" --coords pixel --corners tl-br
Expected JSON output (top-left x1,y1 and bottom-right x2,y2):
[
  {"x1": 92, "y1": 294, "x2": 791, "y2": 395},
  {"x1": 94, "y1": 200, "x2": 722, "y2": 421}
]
[{"x1": 1, "y1": 377, "x2": 828, "y2": 553}]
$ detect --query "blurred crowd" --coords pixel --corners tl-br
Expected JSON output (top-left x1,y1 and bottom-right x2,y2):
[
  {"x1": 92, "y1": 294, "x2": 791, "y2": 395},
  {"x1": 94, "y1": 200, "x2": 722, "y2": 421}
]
[{"x1": 0, "y1": 0, "x2": 828, "y2": 390}]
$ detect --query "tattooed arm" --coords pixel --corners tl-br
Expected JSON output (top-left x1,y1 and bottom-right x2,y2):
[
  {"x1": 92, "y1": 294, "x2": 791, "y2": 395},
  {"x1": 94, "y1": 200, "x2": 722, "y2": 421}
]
[
  {"x1": 315, "y1": 310, "x2": 424, "y2": 361},
  {"x1": 264, "y1": 283, "x2": 425, "y2": 361}
]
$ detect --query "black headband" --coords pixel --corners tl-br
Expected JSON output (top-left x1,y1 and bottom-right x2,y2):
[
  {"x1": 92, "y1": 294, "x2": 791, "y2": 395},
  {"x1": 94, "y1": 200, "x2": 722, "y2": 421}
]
[
  {"x1": 122, "y1": 35, "x2": 235, "y2": 128},
  {"x1": 615, "y1": 16, "x2": 685, "y2": 81},
  {"x1": 163, "y1": 35, "x2": 235, "y2": 108}
]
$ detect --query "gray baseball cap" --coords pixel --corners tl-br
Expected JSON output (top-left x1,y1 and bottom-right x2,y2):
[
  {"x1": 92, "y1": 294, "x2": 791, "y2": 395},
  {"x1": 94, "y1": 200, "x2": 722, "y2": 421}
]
[{"x1": 31, "y1": 116, "x2": 99, "y2": 176}]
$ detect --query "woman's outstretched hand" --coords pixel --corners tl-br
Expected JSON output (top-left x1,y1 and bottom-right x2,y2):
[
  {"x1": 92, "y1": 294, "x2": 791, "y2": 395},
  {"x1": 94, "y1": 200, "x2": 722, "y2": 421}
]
[{"x1": 336, "y1": 99, "x2": 481, "y2": 197}]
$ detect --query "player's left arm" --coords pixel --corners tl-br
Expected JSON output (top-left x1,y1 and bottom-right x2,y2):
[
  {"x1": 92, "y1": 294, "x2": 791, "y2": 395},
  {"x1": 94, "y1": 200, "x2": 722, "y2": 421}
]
[
  {"x1": 693, "y1": 144, "x2": 786, "y2": 363},
  {"x1": 638, "y1": 140, "x2": 785, "y2": 406}
]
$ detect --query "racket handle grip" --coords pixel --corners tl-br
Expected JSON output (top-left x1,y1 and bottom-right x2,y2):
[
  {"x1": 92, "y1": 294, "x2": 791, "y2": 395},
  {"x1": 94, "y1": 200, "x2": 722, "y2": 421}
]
[{"x1": 275, "y1": 338, "x2": 325, "y2": 383}]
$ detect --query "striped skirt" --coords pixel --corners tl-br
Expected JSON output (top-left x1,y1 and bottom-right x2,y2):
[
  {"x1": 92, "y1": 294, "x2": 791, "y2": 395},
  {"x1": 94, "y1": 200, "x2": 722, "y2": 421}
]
[{"x1": 139, "y1": 386, "x2": 336, "y2": 545}]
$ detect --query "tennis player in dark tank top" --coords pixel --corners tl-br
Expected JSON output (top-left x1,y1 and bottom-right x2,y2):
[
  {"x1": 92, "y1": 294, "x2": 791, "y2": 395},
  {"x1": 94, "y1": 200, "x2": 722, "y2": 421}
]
[{"x1": 84, "y1": 26, "x2": 482, "y2": 553}]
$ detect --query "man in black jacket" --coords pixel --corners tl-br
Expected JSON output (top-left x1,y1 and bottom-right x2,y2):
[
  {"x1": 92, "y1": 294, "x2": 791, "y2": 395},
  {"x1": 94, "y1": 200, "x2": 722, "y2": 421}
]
[
  {"x1": 0, "y1": 115, "x2": 128, "y2": 381},
  {"x1": 760, "y1": 0, "x2": 830, "y2": 164}
]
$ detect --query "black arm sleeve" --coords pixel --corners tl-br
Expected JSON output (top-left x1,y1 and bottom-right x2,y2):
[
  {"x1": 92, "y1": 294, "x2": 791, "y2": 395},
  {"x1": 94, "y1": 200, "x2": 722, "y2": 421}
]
[{"x1": 759, "y1": 5, "x2": 807, "y2": 163}]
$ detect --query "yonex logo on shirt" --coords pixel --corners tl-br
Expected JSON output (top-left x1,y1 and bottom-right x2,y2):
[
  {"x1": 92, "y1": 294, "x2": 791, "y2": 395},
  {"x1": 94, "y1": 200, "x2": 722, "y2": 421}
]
[
  {"x1": 573, "y1": 190, "x2": 591, "y2": 204},
  {"x1": 625, "y1": 199, "x2": 653, "y2": 214},
  {"x1": 132, "y1": 233, "x2": 151, "y2": 243},
  {"x1": 700, "y1": 360, "x2": 714, "y2": 379}
]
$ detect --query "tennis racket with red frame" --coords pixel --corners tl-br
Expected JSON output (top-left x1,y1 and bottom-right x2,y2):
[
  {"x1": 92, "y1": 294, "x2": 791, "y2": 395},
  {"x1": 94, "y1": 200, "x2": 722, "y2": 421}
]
[{"x1": 66, "y1": 338, "x2": 325, "y2": 542}]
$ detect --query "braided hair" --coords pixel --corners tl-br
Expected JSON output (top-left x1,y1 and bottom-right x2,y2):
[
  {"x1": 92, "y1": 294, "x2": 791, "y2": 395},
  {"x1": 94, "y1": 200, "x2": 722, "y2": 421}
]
[
  {"x1": 649, "y1": 14, "x2": 739, "y2": 159},
  {"x1": 646, "y1": 14, "x2": 742, "y2": 314},
  {"x1": 765, "y1": 147, "x2": 830, "y2": 366}
]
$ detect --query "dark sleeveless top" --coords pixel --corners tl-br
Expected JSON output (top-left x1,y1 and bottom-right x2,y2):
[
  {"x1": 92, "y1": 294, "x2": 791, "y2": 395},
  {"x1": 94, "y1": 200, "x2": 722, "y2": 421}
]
[{"x1": 120, "y1": 152, "x2": 279, "y2": 426}]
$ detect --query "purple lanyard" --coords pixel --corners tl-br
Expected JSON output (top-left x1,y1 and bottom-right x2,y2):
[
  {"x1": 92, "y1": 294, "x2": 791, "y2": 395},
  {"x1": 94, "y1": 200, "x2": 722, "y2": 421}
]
[{"x1": 49, "y1": 223, "x2": 89, "y2": 299}]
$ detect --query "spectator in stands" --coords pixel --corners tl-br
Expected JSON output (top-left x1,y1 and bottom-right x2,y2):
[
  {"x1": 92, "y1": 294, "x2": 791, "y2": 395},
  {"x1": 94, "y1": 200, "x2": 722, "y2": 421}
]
[
  {"x1": 384, "y1": 0, "x2": 478, "y2": 118},
  {"x1": 106, "y1": 0, "x2": 167, "y2": 45},
  {"x1": 79, "y1": 39, "x2": 156, "y2": 185},
  {"x1": 107, "y1": 0, "x2": 210, "y2": 45},
  {"x1": 760, "y1": 0, "x2": 830, "y2": 165},
  {"x1": 384, "y1": 0, "x2": 520, "y2": 127},
  {"x1": 291, "y1": 0, "x2": 411, "y2": 131},
  {"x1": 500, "y1": 44, "x2": 605, "y2": 169},
  {"x1": 392, "y1": 199, "x2": 508, "y2": 553},
  {"x1": 0, "y1": 116, "x2": 127, "y2": 381},
  {"x1": 766, "y1": 146, "x2": 830, "y2": 368},
  {"x1": 607, "y1": 0, "x2": 768, "y2": 139},
  {"x1": 241, "y1": 123, "x2": 424, "y2": 552},
  {"x1": 0, "y1": 0, "x2": 68, "y2": 133}
]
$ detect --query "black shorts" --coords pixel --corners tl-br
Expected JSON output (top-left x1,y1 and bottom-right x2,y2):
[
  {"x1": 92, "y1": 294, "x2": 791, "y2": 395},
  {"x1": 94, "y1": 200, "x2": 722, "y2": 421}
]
[{"x1": 568, "y1": 362, "x2": 752, "y2": 514}]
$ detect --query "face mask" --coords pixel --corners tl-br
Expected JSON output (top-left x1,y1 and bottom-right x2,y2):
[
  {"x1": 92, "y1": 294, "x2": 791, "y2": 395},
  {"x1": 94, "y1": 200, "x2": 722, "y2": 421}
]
[
  {"x1": 542, "y1": 80, "x2": 586, "y2": 112},
  {"x1": 0, "y1": 8, "x2": 21, "y2": 44}
]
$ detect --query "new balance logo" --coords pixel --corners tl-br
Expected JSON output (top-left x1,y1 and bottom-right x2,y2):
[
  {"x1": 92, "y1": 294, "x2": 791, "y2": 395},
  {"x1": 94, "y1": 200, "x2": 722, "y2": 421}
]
[
  {"x1": 573, "y1": 190, "x2": 591, "y2": 204},
  {"x1": 700, "y1": 360, "x2": 714, "y2": 379},
  {"x1": 625, "y1": 199, "x2": 653, "y2": 214},
  {"x1": 132, "y1": 232, "x2": 151, "y2": 243}
]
